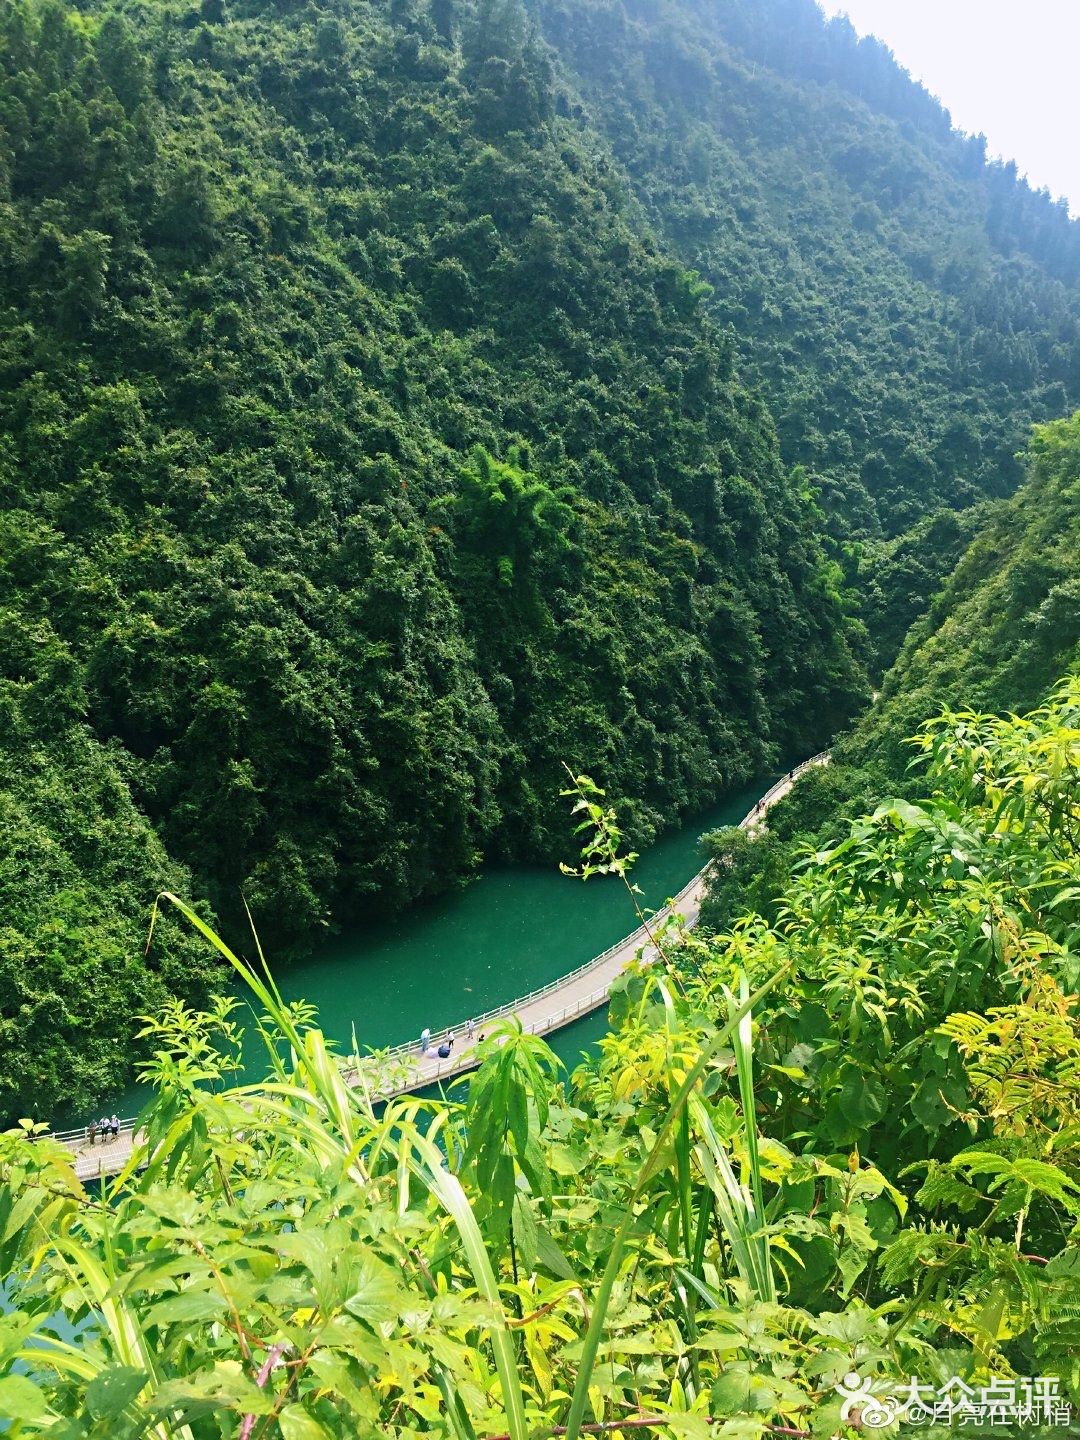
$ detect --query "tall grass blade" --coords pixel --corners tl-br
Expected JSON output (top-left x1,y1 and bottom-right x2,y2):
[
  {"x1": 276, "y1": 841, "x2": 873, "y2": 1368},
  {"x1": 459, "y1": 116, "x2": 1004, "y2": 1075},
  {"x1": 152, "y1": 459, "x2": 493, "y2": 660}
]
[
  {"x1": 729, "y1": 973, "x2": 767, "y2": 1240},
  {"x1": 157, "y1": 899, "x2": 530, "y2": 1439},
  {"x1": 560, "y1": 962, "x2": 790, "y2": 1440},
  {"x1": 688, "y1": 1091, "x2": 773, "y2": 1300},
  {"x1": 409, "y1": 1129, "x2": 530, "y2": 1440}
]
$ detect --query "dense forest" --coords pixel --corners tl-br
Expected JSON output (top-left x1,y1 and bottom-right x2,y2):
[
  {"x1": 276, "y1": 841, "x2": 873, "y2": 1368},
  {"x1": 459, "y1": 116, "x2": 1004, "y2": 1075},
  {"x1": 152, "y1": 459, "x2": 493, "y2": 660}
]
[
  {"x1": 0, "y1": 0, "x2": 1077, "y2": 1116},
  {"x1": 3, "y1": 679, "x2": 1079, "y2": 1433},
  {"x1": 540, "y1": 0, "x2": 1080, "y2": 536},
  {"x1": 701, "y1": 411, "x2": 1080, "y2": 933},
  {"x1": 0, "y1": 0, "x2": 866, "y2": 1115},
  {"x1": 535, "y1": 0, "x2": 1080, "y2": 672}
]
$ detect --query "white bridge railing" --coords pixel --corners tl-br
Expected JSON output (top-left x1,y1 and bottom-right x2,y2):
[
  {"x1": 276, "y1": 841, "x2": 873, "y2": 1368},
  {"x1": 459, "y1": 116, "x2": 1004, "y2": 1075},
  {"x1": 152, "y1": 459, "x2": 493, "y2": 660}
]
[
  {"x1": 373, "y1": 751, "x2": 828, "y2": 1071},
  {"x1": 51, "y1": 753, "x2": 828, "y2": 1143},
  {"x1": 375, "y1": 871, "x2": 698, "y2": 1066},
  {"x1": 49, "y1": 1117, "x2": 139, "y2": 1148}
]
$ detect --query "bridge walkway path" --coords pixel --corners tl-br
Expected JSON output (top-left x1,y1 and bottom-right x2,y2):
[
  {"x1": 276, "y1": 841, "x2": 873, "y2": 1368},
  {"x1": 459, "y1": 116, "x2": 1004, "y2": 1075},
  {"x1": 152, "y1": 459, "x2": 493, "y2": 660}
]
[{"x1": 55, "y1": 753, "x2": 828, "y2": 1182}]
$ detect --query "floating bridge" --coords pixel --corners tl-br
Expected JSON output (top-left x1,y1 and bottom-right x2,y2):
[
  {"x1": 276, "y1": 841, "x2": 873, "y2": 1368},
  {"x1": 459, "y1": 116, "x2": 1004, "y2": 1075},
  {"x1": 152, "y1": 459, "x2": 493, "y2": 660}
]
[{"x1": 51, "y1": 753, "x2": 829, "y2": 1182}]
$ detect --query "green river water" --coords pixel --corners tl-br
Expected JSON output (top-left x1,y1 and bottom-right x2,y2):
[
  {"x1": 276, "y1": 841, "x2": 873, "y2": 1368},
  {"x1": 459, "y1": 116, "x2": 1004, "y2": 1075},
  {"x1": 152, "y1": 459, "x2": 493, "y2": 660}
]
[
  {"x1": 78, "y1": 771, "x2": 775, "y2": 1124},
  {"x1": 275, "y1": 772, "x2": 770, "y2": 1059}
]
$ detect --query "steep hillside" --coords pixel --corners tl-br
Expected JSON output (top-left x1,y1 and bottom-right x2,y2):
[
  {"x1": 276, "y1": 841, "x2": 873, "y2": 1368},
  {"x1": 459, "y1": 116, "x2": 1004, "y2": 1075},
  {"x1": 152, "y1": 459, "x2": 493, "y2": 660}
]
[
  {"x1": 0, "y1": 0, "x2": 862, "y2": 1113},
  {"x1": 701, "y1": 411, "x2": 1080, "y2": 932},
  {"x1": 840, "y1": 410, "x2": 1080, "y2": 775},
  {"x1": 0, "y1": 684, "x2": 214, "y2": 1110},
  {"x1": 543, "y1": 0, "x2": 1080, "y2": 530},
  {"x1": 538, "y1": 0, "x2": 1080, "y2": 591}
]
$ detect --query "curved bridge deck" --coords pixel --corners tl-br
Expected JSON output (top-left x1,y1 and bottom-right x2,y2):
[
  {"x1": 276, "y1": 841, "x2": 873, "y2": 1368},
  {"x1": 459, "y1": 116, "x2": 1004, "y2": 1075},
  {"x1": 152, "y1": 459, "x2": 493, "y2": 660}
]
[{"x1": 52, "y1": 755, "x2": 828, "y2": 1182}]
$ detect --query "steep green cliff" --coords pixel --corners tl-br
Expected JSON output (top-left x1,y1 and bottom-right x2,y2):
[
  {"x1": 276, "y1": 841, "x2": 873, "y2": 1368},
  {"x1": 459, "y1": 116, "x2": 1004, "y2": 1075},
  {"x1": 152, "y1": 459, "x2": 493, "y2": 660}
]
[{"x1": 1, "y1": 0, "x2": 1077, "y2": 1113}]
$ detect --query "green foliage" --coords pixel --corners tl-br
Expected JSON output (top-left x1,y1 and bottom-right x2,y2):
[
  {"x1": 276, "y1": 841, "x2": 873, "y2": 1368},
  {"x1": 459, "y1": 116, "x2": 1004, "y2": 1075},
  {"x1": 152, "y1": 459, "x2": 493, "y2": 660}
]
[
  {"x1": 843, "y1": 409, "x2": 1080, "y2": 781},
  {"x1": 536, "y1": 0, "x2": 1080, "y2": 543},
  {"x1": 706, "y1": 677, "x2": 1080, "y2": 1157},
  {"x1": 3, "y1": 681, "x2": 1080, "y2": 1433},
  {"x1": 462, "y1": 1016, "x2": 561, "y2": 1267},
  {"x1": 450, "y1": 444, "x2": 575, "y2": 602},
  {"x1": 0, "y1": 0, "x2": 868, "y2": 1117},
  {"x1": 857, "y1": 505, "x2": 988, "y2": 676},
  {"x1": 0, "y1": 674, "x2": 215, "y2": 1118},
  {"x1": 939, "y1": 977, "x2": 1080, "y2": 1139},
  {"x1": 705, "y1": 408, "x2": 1080, "y2": 925},
  {"x1": 558, "y1": 769, "x2": 640, "y2": 885},
  {"x1": 696, "y1": 825, "x2": 793, "y2": 932},
  {"x1": 532, "y1": 0, "x2": 1080, "y2": 676}
]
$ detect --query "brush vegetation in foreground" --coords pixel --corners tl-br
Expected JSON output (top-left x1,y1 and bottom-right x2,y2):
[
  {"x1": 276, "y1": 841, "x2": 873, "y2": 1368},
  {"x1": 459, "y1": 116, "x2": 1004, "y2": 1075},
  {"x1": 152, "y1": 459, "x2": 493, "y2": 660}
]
[
  {"x1": 698, "y1": 408, "x2": 1080, "y2": 936},
  {"x1": 1, "y1": 679, "x2": 1079, "y2": 1435}
]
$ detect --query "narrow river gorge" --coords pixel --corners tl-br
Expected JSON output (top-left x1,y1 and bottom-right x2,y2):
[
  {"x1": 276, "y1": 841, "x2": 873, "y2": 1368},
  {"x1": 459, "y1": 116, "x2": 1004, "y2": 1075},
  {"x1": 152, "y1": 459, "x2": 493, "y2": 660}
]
[{"x1": 73, "y1": 772, "x2": 777, "y2": 1127}]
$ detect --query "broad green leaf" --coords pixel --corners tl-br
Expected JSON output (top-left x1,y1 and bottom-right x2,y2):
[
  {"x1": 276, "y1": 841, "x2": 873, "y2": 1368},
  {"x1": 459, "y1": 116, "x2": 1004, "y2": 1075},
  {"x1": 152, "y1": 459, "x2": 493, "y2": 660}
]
[
  {"x1": 86, "y1": 1366, "x2": 147, "y2": 1420},
  {"x1": 279, "y1": 1404, "x2": 334, "y2": 1439},
  {"x1": 837, "y1": 1069, "x2": 886, "y2": 1132},
  {"x1": 344, "y1": 1251, "x2": 403, "y2": 1326},
  {"x1": 0, "y1": 1374, "x2": 51, "y2": 1421},
  {"x1": 710, "y1": 1366, "x2": 777, "y2": 1414}
]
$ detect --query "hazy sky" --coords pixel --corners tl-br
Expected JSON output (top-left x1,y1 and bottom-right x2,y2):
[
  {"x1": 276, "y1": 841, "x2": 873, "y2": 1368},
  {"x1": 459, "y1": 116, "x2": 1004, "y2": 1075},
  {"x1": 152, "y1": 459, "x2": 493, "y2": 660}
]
[{"x1": 816, "y1": 0, "x2": 1080, "y2": 214}]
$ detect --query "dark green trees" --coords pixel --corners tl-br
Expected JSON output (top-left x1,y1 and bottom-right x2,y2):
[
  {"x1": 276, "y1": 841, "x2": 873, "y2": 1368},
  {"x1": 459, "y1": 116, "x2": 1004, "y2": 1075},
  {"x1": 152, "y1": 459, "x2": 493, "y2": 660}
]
[
  {"x1": 0, "y1": 0, "x2": 863, "y2": 1115},
  {"x1": 534, "y1": 0, "x2": 1080, "y2": 543},
  {"x1": 2, "y1": 0, "x2": 1075, "y2": 1118},
  {"x1": 450, "y1": 445, "x2": 576, "y2": 601}
]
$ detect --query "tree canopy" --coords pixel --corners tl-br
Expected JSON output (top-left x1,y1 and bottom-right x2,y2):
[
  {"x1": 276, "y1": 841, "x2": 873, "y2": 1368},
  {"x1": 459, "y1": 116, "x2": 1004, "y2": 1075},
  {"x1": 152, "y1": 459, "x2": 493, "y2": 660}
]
[
  {"x1": 2, "y1": 678, "x2": 1079, "y2": 1433},
  {"x1": 0, "y1": 0, "x2": 1077, "y2": 1116},
  {"x1": 0, "y1": 0, "x2": 869, "y2": 1116}
]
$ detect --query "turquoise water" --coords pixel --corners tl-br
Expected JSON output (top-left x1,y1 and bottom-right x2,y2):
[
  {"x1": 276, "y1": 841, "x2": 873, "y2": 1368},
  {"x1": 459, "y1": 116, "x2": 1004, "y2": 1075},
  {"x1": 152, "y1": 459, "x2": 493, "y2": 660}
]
[
  {"x1": 79, "y1": 773, "x2": 772, "y2": 1124},
  {"x1": 273, "y1": 773, "x2": 766, "y2": 1056}
]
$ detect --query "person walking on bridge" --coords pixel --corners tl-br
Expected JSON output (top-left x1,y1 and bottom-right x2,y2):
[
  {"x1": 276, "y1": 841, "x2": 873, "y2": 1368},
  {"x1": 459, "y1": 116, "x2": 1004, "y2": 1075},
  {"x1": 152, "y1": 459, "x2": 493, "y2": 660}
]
[{"x1": 419, "y1": 1026, "x2": 431, "y2": 1054}]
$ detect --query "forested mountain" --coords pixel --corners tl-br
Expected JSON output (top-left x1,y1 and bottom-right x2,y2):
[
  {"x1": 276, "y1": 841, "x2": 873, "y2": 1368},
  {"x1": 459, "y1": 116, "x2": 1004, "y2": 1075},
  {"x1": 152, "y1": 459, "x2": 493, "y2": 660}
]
[
  {"x1": 1, "y1": 0, "x2": 1078, "y2": 1117},
  {"x1": 0, "y1": 0, "x2": 865, "y2": 1114},
  {"x1": 701, "y1": 412, "x2": 1080, "y2": 933},
  {"x1": 540, "y1": 0, "x2": 1080, "y2": 548}
]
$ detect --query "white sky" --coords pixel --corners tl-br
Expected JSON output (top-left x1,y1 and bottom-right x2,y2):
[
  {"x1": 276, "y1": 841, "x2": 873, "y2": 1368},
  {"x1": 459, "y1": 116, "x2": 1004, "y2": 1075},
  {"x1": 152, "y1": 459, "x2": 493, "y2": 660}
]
[{"x1": 815, "y1": 0, "x2": 1080, "y2": 214}]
